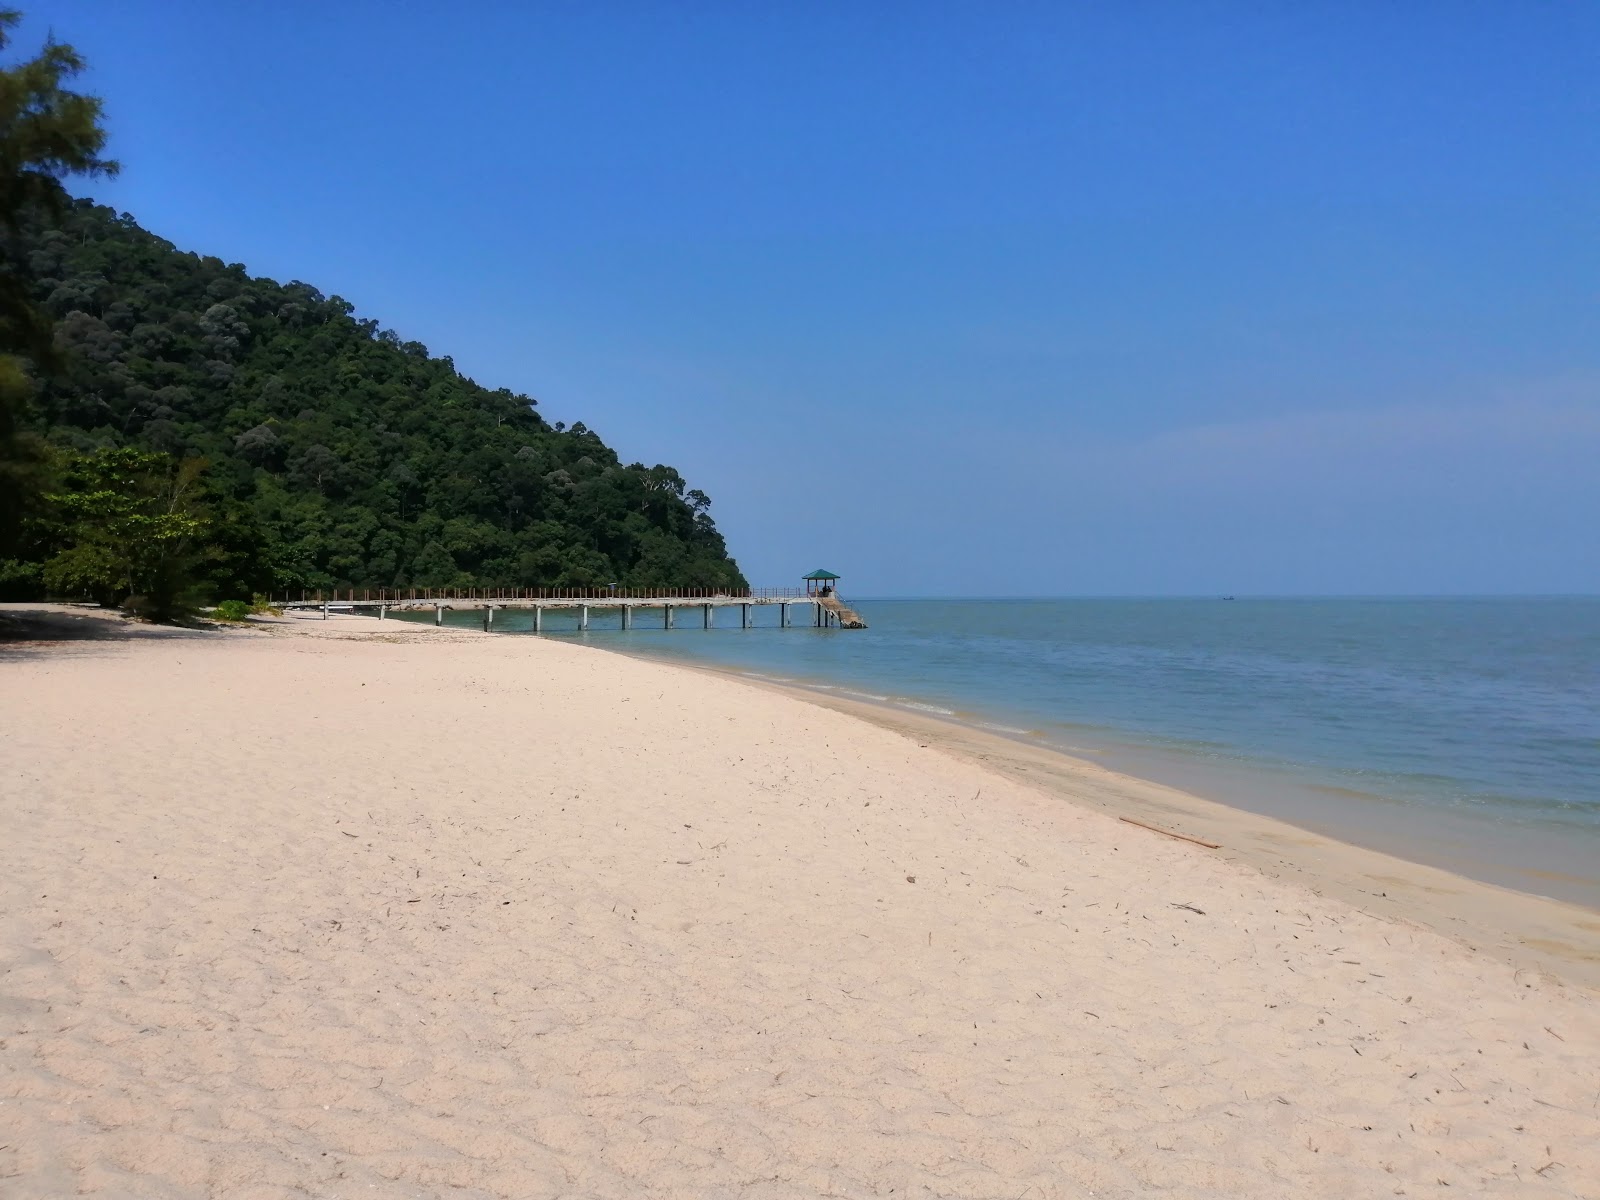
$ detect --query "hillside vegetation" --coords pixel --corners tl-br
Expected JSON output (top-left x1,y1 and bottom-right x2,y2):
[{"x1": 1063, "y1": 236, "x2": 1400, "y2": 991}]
[{"x1": 2, "y1": 198, "x2": 747, "y2": 601}]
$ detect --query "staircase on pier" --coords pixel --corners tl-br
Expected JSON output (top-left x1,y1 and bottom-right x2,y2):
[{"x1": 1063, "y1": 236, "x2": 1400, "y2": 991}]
[{"x1": 817, "y1": 595, "x2": 867, "y2": 628}]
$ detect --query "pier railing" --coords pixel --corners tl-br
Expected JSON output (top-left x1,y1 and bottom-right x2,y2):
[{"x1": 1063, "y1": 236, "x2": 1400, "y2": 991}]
[{"x1": 273, "y1": 586, "x2": 812, "y2": 605}]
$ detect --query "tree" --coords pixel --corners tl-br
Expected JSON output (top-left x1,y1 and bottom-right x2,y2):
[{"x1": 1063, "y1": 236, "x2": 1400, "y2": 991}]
[
  {"x1": 408, "y1": 540, "x2": 460, "y2": 587},
  {"x1": 0, "y1": 7, "x2": 117, "y2": 555},
  {"x1": 0, "y1": 11, "x2": 117, "y2": 223},
  {"x1": 233, "y1": 422, "x2": 282, "y2": 466},
  {"x1": 287, "y1": 443, "x2": 341, "y2": 494},
  {"x1": 41, "y1": 447, "x2": 210, "y2": 619}
]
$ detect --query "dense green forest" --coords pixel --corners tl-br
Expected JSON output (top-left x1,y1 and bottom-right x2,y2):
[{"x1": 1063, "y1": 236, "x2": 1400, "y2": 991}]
[
  {"x1": 0, "y1": 9, "x2": 745, "y2": 614},
  {"x1": 0, "y1": 198, "x2": 748, "y2": 603}
]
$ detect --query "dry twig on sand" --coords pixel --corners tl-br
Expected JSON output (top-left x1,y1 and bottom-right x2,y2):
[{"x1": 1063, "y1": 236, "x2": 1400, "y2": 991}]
[{"x1": 1119, "y1": 816, "x2": 1221, "y2": 849}]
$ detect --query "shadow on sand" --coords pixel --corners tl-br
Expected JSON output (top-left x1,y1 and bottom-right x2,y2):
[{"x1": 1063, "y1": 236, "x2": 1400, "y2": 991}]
[{"x1": 0, "y1": 605, "x2": 223, "y2": 657}]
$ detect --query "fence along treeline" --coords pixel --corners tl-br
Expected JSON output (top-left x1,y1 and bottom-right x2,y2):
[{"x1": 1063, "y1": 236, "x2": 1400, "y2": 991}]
[{"x1": 2, "y1": 196, "x2": 748, "y2": 604}]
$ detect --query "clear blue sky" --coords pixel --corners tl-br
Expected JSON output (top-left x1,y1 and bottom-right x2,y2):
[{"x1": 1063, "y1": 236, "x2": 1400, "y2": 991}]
[{"x1": 24, "y1": 1, "x2": 1600, "y2": 594}]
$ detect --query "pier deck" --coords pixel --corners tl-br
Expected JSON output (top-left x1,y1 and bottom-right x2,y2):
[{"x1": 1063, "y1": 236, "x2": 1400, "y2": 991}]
[{"x1": 275, "y1": 588, "x2": 867, "y2": 630}]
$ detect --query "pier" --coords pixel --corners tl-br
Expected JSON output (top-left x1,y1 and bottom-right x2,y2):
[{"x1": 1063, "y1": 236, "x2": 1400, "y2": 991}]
[
  {"x1": 803, "y1": 568, "x2": 866, "y2": 629},
  {"x1": 274, "y1": 581, "x2": 867, "y2": 631}
]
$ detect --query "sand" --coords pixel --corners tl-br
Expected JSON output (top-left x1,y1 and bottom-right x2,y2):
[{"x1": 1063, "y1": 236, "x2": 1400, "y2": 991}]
[{"x1": 3, "y1": 606, "x2": 1598, "y2": 1199}]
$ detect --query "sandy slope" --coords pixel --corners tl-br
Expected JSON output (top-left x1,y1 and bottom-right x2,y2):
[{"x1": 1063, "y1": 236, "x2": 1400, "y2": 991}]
[{"x1": 3, "y1": 609, "x2": 1598, "y2": 1199}]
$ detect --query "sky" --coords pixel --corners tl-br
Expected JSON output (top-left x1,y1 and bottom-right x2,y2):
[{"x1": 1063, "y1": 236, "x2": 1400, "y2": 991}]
[{"x1": 22, "y1": 1, "x2": 1600, "y2": 594}]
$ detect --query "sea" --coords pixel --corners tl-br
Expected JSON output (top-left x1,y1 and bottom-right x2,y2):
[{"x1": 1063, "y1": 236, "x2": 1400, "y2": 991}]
[{"x1": 406, "y1": 597, "x2": 1600, "y2": 907}]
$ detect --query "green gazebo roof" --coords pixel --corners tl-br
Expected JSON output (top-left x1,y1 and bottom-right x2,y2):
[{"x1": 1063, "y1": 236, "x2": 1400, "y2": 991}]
[{"x1": 803, "y1": 569, "x2": 840, "y2": 580}]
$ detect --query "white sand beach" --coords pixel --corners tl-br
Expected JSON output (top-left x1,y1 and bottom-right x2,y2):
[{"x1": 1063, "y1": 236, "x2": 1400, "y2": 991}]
[{"x1": 3, "y1": 607, "x2": 1598, "y2": 1198}]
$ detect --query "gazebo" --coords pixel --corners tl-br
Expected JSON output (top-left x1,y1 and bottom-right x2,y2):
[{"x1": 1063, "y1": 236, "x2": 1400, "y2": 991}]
[{"x1": 803, "y1": 569, "x2": 840, "y2": 597}]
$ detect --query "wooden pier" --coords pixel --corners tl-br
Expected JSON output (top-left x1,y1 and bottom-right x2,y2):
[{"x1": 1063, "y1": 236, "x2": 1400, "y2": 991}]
[{"x1": 275, "y1": 585, "x2": 867, "y2": 631}]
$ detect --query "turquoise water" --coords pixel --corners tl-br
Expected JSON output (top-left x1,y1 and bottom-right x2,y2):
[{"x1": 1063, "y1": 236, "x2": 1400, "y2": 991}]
[{"x1": 409, "y1": 597, "x2": 1600, "y2": 905}]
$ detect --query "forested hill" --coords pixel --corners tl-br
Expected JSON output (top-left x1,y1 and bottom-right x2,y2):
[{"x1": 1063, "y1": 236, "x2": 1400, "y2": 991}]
[{"x1": 8, "y1": 197, "x2": 746, "y2": 595}]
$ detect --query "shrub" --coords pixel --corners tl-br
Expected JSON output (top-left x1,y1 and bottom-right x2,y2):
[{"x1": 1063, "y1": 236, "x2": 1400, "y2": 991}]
[{"x1": 213, "y1": 599, "x2": 252, "y2": 621}]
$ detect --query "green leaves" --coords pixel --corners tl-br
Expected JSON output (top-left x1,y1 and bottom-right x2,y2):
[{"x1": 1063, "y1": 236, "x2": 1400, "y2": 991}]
[
  {"x1": 0, "y1": 8, "x2": 118, "y2": 230},
  {"x1": 40, "y1": 447, "x2": 211, "y2": 616},
  {"x1": 0, "y1": 6, "x2": 118, "y2": 556}
]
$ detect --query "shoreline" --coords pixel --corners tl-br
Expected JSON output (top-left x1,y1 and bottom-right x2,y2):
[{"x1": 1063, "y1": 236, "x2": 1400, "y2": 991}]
[
  {"x1": 360, "y1": 605, "x2": 1600, "y2": 989},
  {"x1": 596, "y1": 637, "x2": 1600, "y2": 991},
  {"x1": 771, "y1": 669, "x2": 1600, "y2": 909},
  {"x1": 386, "y1": 601, "x2": 1600, "y2": 912},
  {"x1": 5, "y1": 603, "x2": 1599, "y2": 1196},
  {"x1": 562, "y1": 624, "x2": 1600, "y2": 912}
]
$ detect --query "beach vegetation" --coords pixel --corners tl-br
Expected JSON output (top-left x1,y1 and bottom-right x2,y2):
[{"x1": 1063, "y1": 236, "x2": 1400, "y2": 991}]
[
  {"x1": 36, "y1": 446, "x2": 218, "y2": 620},
  {"x1": 0, "y1": 7, "x2": 117, "y2": 562},
  {"x1": 212, "y1": 599, "x2": 251, "y2": 621}
]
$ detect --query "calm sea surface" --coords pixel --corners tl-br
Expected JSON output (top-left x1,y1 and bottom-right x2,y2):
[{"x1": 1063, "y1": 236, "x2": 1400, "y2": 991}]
[{"x1": 409, "y1": 597, "x2": 1600, "y2": 906}]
